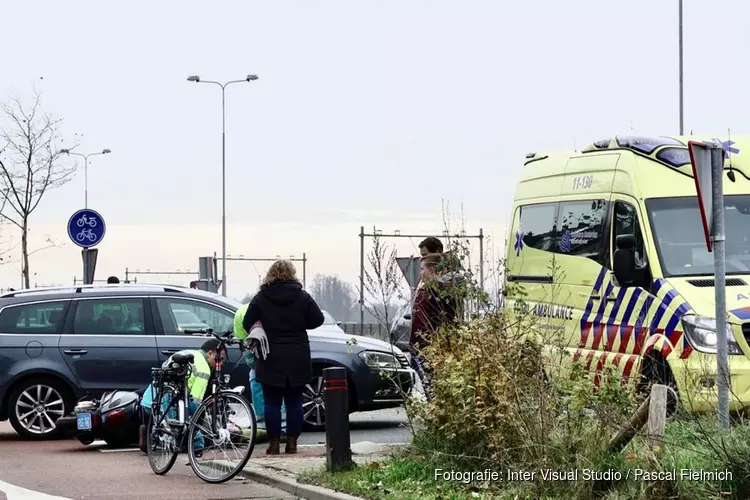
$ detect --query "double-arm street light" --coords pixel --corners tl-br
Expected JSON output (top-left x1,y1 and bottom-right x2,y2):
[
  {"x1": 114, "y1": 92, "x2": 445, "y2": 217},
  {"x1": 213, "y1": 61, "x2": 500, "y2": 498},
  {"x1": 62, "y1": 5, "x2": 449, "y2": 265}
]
[
  {"x1": 187, "y1": 73, "x2": 259, "y2": 297},
  {"x1": 60, "y1": 149, "x2": 112, "y2": 209}
]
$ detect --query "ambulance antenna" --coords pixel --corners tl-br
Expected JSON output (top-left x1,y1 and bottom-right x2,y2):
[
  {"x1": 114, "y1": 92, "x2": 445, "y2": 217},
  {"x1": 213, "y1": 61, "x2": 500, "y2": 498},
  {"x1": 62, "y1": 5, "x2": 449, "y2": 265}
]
[{"x1": 727, "y1": 127, "x2": 736, "y2": 182}]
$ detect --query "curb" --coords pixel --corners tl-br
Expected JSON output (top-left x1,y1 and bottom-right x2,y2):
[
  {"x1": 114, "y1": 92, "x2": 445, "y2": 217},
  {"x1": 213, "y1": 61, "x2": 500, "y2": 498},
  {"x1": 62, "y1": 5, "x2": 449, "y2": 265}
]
[{"x1": 241, "y1": 465, "x2": 364, "y2": 500}]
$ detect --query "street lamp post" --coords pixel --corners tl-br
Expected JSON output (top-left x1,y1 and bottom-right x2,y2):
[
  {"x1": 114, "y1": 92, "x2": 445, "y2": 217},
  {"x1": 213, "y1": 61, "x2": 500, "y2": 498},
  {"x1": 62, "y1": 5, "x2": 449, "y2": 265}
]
[
  {"x1": 187, "y1": 73, "x2": 258, "y2": 297},
  {"x1": 60, "y1": 149, "x2": 112, "y2": 208},
  {"x1": 678, "y1": 0, "x2": 684, "y2": 135}
]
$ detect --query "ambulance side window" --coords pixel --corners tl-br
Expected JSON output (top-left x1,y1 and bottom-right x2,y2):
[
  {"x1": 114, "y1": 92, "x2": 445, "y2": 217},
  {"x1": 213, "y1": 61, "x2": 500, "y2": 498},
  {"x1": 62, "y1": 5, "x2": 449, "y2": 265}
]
[
  {"x1": 556, "y1": 199, "x2": 607, "y2": 264},
  {"x1": 612, "y1": 201, "x2": 647, "y2": 267},
  {"x1": 519, "y1": 203, "x2": 558, "y2": 252}
]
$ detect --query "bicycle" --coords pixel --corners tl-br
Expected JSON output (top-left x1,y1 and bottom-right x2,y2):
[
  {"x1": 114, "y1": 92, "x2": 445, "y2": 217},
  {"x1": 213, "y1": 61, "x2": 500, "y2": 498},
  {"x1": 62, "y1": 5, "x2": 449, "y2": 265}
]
[
  {"x1": 76, "y1": 228, "x2": 97, "y2": 243},
  {"x1": 146, "y1": 330, "x2": 257, "y2": 483}
]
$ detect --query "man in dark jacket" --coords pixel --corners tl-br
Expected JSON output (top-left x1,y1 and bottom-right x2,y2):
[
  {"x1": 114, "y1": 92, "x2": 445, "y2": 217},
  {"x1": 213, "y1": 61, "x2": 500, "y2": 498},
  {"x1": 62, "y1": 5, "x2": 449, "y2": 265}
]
[
  {"x1": 419, "y1": 236, "x2": 443, "y2": 257},
  {"x1": 242, "y1": 260, "x2": 324, "y2": 455}
]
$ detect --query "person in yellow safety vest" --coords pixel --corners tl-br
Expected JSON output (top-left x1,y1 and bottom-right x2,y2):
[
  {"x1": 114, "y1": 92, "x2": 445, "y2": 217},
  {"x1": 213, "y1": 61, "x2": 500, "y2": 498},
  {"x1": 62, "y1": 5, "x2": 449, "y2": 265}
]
[
  {"x1": 233, "y1": 304, "x2": 287, "y2": 434},
  {"x1": 141, "y1": 338, "x2": 225, "y2": 455}
]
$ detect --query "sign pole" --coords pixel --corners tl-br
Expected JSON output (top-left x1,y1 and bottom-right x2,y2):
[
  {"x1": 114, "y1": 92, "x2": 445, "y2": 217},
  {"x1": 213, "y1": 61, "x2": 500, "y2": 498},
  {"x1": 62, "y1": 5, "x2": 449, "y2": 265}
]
[
  {"x1": 711, "y1": 146, "x2": 730, "y2": 429},
  {"x1": 82, "y1": 248, "x2": 99, "y2": 285}
]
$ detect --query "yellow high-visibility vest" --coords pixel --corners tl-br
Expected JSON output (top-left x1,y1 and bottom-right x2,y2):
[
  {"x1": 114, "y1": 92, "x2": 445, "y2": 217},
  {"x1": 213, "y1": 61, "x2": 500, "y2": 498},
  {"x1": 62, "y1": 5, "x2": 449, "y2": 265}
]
[{"x1": 165, "y1": 349, "x2": 211, "y2": 403}]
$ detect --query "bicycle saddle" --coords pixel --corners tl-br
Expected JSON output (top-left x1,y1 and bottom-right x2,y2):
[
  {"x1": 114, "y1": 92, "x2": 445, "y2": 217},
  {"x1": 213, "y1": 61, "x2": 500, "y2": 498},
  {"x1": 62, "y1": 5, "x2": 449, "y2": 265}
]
[{"x1": 171, "y1": 352, "x2": 194, "y2": 365}]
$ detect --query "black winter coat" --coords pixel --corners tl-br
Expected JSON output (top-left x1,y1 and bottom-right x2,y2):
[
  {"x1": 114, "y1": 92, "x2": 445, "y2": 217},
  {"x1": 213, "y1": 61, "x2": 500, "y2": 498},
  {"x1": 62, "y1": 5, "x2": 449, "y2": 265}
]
[{"x1": 242, "y1": 280, "x2": 324, "y2": 388}]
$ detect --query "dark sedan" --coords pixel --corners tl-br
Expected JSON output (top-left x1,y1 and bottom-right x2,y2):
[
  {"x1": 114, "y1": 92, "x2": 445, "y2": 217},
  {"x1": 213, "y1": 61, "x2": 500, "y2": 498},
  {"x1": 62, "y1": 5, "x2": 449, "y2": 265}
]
[{"x1": 0, "y1": 284, "x2": 415, "y2": 439}]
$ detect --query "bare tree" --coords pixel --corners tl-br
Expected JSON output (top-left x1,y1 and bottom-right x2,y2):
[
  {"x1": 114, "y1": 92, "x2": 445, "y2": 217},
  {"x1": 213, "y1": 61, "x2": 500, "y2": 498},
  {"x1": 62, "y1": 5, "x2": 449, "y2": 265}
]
[
  {"x1": 361, "y1": 230, "x2": 405, "y2": 328},
  {"x1": 309, "y1": 274, "x2": 357, "y2": 321},
  {"x1": 0, "y1": 89, "x2": 77, "y2": 288}
]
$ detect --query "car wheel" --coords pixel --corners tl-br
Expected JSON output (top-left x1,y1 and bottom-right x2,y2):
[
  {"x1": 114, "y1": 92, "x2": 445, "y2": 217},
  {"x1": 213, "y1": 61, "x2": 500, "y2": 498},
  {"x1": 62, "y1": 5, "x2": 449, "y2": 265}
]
[
  {"x1": 302, "y1": 374, "x2": 326, "y2": 431},
  {"x1": 8, "y1": 377, "x2": 72, "y2": 440}
]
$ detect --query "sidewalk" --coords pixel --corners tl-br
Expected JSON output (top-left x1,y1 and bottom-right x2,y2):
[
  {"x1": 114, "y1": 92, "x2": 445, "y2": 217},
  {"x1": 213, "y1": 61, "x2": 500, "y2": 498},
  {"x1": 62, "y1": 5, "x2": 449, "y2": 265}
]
[{"x1": 241, "y1": 441, "x2": 405, "y2": 500}]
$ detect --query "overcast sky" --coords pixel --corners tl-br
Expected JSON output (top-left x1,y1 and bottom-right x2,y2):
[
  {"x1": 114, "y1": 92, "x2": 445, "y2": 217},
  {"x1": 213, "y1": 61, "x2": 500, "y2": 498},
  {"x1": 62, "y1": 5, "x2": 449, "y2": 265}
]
[{"x1": 1, "y1": 0, "x2": 749, "y2": 302}]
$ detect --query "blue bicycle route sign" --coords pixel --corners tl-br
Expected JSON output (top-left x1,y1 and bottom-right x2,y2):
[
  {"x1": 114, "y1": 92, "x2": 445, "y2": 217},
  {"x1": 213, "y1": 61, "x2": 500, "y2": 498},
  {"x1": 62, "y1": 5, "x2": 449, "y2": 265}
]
[{"x1": 67, "y1": 209, "x2": 106, "y2": 248}]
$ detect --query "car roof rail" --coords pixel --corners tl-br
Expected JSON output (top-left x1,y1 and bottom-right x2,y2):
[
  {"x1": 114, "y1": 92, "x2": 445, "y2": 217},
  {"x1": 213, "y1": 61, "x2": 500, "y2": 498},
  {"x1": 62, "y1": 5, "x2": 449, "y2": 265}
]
[{"x1": 0, "y1": 283, "x2": 188, "y2": 298}]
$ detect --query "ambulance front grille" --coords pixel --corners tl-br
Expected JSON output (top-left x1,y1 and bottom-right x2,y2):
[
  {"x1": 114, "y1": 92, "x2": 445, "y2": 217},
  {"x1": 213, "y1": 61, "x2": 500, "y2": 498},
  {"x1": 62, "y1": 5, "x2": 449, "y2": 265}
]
[{"x1": 687, "y1": 278, "x2": 747, "y2": 287}]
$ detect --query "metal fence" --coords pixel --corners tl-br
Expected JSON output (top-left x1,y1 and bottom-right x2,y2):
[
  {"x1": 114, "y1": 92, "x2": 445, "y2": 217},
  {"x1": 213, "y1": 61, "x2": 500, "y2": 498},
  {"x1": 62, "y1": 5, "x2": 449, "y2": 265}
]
[{"x1": 339, "y1": 322, "x2": 390, "y2": 341}]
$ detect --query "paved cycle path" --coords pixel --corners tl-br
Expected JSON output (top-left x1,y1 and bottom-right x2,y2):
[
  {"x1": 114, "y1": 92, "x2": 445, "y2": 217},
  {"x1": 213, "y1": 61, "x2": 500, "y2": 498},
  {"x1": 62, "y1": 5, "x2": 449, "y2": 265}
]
[{"x1": 0, "y1": 422, "x2": 294, "y2": 500}]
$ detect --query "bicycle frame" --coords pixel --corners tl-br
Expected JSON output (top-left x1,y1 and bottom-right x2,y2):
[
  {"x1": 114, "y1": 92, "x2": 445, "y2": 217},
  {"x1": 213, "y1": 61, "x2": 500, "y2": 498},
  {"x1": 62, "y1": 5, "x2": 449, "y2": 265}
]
[{"x1": 203, "y1": 343, "x2": 246, "y2": 440}]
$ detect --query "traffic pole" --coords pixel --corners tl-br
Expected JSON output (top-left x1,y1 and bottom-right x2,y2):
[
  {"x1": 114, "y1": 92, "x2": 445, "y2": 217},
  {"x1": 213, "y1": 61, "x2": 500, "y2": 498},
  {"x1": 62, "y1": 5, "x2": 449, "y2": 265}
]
[
  {"x1": 711, "y1": 144, "x2": 730, "y2": 429},
  {"x1": 323, "y1": 367, "x2": 355, "y2": 472}
]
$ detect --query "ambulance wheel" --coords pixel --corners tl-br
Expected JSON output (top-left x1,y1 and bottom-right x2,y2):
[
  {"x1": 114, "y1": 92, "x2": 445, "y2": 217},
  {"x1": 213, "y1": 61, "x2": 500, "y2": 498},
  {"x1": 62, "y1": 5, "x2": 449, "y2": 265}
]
[{"x1": 638, "y1": 352, "x2": 678, "y2": 417}]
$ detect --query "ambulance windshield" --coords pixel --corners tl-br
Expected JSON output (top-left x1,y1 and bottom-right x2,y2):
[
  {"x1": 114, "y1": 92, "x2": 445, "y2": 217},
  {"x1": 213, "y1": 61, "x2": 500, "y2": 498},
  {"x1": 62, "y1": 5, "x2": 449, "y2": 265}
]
[{"x1": 646, "y1": 195, "x2": 750, "y2": 277}]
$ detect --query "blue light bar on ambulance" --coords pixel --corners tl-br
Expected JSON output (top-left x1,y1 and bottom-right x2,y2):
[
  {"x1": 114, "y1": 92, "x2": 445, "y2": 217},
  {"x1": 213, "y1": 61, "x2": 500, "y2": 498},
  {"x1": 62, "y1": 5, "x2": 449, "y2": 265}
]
[
  {"x1": 583, "y1": 135, "x2": 685, "y2": 155},
  {"x1": 615, "y1": 136, "x2": 684, "y2": 154},
  {"x1": 655, "y1": 147, "x2": 691, "y2": 167}
]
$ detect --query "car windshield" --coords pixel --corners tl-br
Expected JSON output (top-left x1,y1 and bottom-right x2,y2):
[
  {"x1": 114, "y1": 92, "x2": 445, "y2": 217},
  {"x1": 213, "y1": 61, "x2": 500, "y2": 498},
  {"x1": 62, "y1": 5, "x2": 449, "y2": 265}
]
[
  {"x1": 646, "y1": 195, "x2": 750, "y2": 277},
  {"x1": 321, "y1": 310, "x2": 337, "y2": 325}
]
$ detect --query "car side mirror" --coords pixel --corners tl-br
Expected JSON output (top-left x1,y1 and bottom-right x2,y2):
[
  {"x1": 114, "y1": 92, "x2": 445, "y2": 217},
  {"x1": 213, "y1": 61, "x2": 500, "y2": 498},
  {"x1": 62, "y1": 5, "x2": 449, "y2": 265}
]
[
  {"x1": 613, "y1": 234, "x2": 637, "y2": 287},
  {"x1": 336, "y1": 321, "x2": 342, "y2": 326},
  {"x1": 403, "y1": 313, "x2": 412, "y2": 320}
]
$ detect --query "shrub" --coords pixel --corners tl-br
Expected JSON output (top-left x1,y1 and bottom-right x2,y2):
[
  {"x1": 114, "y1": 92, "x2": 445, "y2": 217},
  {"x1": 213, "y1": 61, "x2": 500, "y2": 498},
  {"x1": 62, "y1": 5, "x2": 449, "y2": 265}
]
[{"x1": 408, "y1": 307, "x2": 643, "y2": 497}]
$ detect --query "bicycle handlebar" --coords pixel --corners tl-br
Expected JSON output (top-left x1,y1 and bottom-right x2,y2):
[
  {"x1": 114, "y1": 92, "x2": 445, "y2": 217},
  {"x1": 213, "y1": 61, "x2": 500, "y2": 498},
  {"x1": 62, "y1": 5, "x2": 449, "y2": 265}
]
[{"x1": 207, "y1": 329, "x2": 243, "y2": 348}]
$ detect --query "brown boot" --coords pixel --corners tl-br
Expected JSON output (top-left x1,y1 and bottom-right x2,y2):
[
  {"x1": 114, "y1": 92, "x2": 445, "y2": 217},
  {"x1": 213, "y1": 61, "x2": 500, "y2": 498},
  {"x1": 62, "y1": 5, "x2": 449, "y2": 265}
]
[
  {"x1": 266, "y1": 437, "x2": 280, "y2": 455},
  {"x1": 285, "y1": 435, "x2": 298, "y2": 454}
]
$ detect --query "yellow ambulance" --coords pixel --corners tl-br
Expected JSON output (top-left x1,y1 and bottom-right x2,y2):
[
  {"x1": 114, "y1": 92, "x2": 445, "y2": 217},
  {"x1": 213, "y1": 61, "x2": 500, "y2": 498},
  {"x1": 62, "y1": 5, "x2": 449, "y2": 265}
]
[{"x1": 504, "y1": 135, "x2": 750, "y2": 412}]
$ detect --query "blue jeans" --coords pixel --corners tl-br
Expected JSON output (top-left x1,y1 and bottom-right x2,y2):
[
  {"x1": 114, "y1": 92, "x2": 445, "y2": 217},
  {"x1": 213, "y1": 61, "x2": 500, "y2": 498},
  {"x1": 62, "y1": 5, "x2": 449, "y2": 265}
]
[
  {"x1": 262, "y1": 383, "x2": 303, "y2": 438},
  {"x1": 250, "y1": 370, "x2": 286, "y2": 433},
  {"x1": 159, "y1": 394, "x2": 203, "y2": 450}
]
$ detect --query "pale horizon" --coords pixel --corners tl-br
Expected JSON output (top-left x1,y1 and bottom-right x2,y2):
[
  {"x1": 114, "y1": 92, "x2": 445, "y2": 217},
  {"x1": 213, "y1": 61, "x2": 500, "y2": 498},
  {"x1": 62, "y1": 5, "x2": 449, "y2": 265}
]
[{"x1": 2, "y1": 0, "x2": 748, "y2": 303}]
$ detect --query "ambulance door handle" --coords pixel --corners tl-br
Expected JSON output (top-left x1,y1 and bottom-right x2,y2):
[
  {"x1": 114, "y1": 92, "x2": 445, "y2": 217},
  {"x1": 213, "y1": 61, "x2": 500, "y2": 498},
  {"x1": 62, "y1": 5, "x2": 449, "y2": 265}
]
[
  {"x1": 589, "y1": 294, "x2": 601, "y2": 300},
  {"x1": 605, "y1": 296, "x2": 618, "y2": 303}
]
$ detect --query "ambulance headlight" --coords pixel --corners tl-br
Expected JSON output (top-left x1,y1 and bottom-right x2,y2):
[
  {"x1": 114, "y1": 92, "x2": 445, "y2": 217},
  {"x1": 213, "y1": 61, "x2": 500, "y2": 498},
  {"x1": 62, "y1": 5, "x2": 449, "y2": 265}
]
[{"x1": 681, "y1": 316, "x2": 743, "y2": 355}]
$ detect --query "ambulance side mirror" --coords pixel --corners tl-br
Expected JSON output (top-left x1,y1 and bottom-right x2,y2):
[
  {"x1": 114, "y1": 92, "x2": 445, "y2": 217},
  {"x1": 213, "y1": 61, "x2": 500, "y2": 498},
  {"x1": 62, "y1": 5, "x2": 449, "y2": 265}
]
[{"x1": 613, "y1": 234, "x2": 637, "y2": 287}]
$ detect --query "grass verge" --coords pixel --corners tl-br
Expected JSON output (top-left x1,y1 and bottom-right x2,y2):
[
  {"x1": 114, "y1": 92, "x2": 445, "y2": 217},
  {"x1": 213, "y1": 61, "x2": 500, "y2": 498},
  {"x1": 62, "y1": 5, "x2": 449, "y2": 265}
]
[
  {"x1": 298, "y1": 417, "x2": 748, "y2": 500},
  {"x1": 299, "y1": 452, "x2": 478, "y2": 500}
]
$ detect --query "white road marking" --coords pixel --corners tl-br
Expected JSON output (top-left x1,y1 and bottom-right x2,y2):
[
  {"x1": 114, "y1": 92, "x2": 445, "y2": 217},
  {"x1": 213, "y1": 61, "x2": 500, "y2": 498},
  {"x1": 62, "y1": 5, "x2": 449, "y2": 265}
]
[
  {"x1": 0, "y1": 479, "x2": 72, "y2": 500},
  {"x1": 98, "y1": 447, "x2": 140, "y2": 453}
]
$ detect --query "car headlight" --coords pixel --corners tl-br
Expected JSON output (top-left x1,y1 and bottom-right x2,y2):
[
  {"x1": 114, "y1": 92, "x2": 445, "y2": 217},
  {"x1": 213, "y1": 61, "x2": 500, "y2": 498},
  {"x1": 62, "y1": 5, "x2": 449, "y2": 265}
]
[
  {"x1": 681, "y1": 316, "x2": 743, "y2": 355},
  {"x1": 358, "y1": 351, "x2": 399, "y2": 369}
]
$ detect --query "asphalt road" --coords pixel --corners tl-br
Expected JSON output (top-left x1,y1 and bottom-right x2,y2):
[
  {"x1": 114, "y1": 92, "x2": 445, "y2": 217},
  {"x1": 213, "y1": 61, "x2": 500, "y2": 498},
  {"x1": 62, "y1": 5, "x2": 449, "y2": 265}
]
[
  {"x1": 0, "y1": 408, "x2": 411, "y2": 500},
  {"x1": 294, "y1": 407, "x2": 412, "y2": 447}
]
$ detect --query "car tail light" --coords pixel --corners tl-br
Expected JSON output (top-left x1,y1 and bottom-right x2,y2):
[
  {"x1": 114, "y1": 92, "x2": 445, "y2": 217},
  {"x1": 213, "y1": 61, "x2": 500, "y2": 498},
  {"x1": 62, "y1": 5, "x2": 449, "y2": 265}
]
[{"x1": 105, "y1": 408, "x2": 126, "y2": 426}]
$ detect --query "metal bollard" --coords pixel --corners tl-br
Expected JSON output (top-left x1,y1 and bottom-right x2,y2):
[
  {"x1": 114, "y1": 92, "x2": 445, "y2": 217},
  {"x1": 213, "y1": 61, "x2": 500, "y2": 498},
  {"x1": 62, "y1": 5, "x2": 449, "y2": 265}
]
[{"x1": 323, "y1": 366, "x2": 355, "y2": 472}]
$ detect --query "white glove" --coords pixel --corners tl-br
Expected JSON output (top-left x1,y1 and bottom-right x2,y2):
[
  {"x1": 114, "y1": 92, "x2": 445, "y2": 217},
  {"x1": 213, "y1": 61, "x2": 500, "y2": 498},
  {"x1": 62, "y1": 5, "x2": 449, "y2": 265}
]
[{"x1": 248, "y1": 325, "x2": 270, "y2": 360}]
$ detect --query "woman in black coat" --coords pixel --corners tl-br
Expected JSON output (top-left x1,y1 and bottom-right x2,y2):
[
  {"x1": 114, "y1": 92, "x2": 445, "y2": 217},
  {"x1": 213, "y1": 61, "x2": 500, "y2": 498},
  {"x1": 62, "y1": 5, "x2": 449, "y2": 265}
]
[{"x1": 242, "y1": 260, "x2": 324, "y2": 455}]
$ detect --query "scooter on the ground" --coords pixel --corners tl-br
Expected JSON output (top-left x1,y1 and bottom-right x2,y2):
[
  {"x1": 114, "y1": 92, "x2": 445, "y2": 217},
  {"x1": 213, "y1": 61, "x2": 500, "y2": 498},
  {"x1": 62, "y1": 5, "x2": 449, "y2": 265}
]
[{"x1": 57, "y1": 390, "x2": 143, "y2": 447}]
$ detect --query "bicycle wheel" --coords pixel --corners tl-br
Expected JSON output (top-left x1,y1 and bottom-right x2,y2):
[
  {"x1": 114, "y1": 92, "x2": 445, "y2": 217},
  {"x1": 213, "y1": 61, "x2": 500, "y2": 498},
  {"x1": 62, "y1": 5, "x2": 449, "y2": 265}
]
[
  {"x1": 147, "y1": 386, "x2": 180, "y2": 475},
  {"x1": 187, "y1": 392, "x2": 257, "y2": 483}
]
